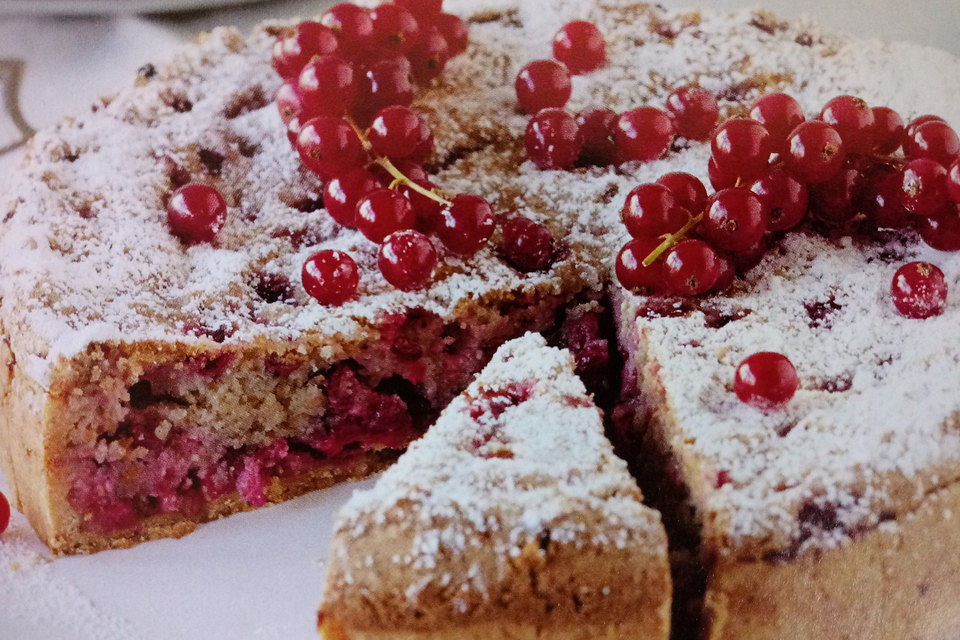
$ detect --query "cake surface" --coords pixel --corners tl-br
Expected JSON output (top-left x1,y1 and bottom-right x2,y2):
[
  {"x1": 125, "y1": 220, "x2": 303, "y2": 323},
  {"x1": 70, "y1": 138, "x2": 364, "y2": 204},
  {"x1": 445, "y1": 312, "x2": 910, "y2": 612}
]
[{"x1": 318, "y1": 334, "x2": 671, "y2": 640}]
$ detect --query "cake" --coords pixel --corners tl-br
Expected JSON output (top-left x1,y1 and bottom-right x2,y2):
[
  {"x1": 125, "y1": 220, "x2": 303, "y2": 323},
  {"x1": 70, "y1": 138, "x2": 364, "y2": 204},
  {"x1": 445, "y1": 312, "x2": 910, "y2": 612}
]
[{"x1": 317, "y1": 334, "x2": 671, "y2": 640}]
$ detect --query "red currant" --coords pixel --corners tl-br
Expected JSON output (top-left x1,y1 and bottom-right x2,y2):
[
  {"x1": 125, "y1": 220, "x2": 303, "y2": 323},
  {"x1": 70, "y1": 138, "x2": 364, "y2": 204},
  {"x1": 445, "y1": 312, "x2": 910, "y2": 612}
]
[
  {"x1": 502, "y1": 217, "x2": 554, "y2": 272},
  {"x1": 438, "y1": 194, "x2": 496, "y2": 256},
  {"x1": 919, "y1": 204, "x2": 960, "y2": 251},
  {"x1": 862, "y1": 162, "x2": 913, "y2": 229},
  {"x1": 575, "y1": 108, "x2": 617, "y2": 166},
  {"x1": 393, "y1": 0, "x2": 443, "y2": 17},
  {"x1": 711, "y1": 252, "x2": 736, "y2": 294},
  {"x1": 352, "y1": 58, "x2": 414, "y2": 125},
  {"x1": 820, "y1": 95, "x2": 875, "y2": 154},
  {"x1": 708, "y1": 156, "x2": 737, "y2": 191},
  {"x1": 379, "y1": 230, "x2": 438, "y2": 291},
  {"x1": 731, "y1": 238, "x2": 768, "y2": 275},
  {"x1": 656, "y1": 172, "x2": 708, "y2": 214},
  {"x1": 870, "y1": 106, "x2": 905, "y2": 155},
  {"x1": 370, "y1": 4, "x2": 421, "y2": 54},
  {"x1": 356, "y1": 188, "x2": 417, "y2": 243},
  {"x1": 615, "y1": 107, "x2": 675, "y2": 163},
  {"x1": 552, "y1": 21, "x2": 606, "y2": 75},
  {"x1": 808, "y1": 158, "x2": 865, "y2": 226},
  {"x1": 324, "y1": 169, "x2": 380, "y2": 228},
  {"x1": 434, "y1": 13, "x2": 469, "y2": 56},
  {"x1": 272, "y1": 21, "x2": 339, "y2": 79},
  {"x1": 749, "y1": 93, "x2": 805, "y2": 149},
  {"x1": 666, "y1": 85, "x2": 720, "y2": 140},
  {"x1": 699, "y1": 188, "x2": 769, "y2": 252},
  {"x1": 891, "y1": 262, "x2": 947, "y2": 319},
  {"x1": 515, "y1": 60, "x2": 572, "y2": 114},
  {"x1": 949, "y1": 158, "x2": 960, "y2": 202},
  {"x1": 296, "y1": 116, "x2": 365, "y2": 179},
  {"x1": 906, "y1": 115, "x2": 947, "y2": 140},
  {"x1": 785, "y1": 121, "x2": 846, "y2": 183},
  {"x1": 400, "y1": 179, "x2": 445, "y2": 232},
  {"x1": 749, "y1": 169, "x2": 808, "y2": 232},
  {"x1": 321, "y1": 3, "x2": 375, "y2": 55},
  {"x1": 409, "y1": 29, "x2": 450, "y2": 83},
  {"x1": 167, "y1": 183, "x2": 228, "y2": 244},
  {"x1": 616, "y1": 237, "x2": 666, "y2": 294},
  {"x1": 907, "y1": 120, "x2": 960, "y2": 167},
  {"x1": 525, "y1": 108, "x2": 583, "y2": 170},
  {"x1": 900, "y1": 158, "x2": 949, "y2": 217},
  {"x1": 711, "y1": 119, "x2": 774, "y2": 180},
  {"x1": 734, "y1": 352, "x2": 799, "y2": 412},
  {"x1": 0, "y1": 491, "x2": 8, "y2": 536},
  {"x1": 369, "y1": 106, "x2": 430, "y2": 160},
  {"x1": 297, "y1": 55, "x2": 357, "y2": 118},
  {"x1": 275, "y1": 82, "x2": 303, "y2": 125},
  {"x1": 664, "y1": 239, "x2": 720, "y2": 296},
  {"x1": 302, "y1": 250, "x2": 360, "y2": 306},
  {"x1": 622, "y1": 183, "x2": 686, "y2": 239}
]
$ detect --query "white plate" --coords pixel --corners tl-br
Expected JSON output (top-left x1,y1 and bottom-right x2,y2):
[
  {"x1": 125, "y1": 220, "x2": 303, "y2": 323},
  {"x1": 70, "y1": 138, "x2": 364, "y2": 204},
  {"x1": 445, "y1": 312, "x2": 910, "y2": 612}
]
[{"x1": 0, "y1": 0, "x2": 266, "y2": 15}]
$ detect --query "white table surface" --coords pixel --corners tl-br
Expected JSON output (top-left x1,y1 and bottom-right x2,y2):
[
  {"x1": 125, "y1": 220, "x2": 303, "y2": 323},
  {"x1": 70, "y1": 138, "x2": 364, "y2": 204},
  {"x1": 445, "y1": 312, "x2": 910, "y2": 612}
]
[{"x1": 0, "y1": 1, "x2": 958, "y2": 638}]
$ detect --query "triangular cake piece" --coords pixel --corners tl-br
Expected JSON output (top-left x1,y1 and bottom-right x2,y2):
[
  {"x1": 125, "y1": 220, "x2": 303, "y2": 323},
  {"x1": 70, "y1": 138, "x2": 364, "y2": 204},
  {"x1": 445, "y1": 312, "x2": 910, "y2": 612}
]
[{"x1": 318, "y1": 334, "x2": 671, "y2": 640}]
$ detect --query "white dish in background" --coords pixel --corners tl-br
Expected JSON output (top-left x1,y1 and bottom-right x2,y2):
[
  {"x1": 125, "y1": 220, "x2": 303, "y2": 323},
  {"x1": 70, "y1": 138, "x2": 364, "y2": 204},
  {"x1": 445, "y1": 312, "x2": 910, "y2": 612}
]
[{"x1": 0, "y1": 0, "x2": 265, "y2": 15}]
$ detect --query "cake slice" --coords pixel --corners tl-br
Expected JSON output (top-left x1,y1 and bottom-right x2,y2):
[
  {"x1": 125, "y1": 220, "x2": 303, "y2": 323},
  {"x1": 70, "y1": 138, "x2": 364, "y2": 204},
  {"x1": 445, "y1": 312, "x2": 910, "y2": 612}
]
[{"x1": 318, "y1": 334, "x2": 671, "y2": 640}]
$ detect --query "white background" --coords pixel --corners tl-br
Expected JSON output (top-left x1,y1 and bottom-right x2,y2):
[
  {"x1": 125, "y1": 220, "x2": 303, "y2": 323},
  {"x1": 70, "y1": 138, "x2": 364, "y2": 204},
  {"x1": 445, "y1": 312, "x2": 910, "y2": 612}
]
[{"x1": 0, "y1": 1, "x2": 958, "y2": 639}]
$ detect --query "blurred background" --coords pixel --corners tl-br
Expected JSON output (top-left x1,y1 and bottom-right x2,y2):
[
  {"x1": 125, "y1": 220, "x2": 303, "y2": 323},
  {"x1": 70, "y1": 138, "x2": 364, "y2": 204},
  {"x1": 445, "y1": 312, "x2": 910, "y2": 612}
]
[{"x1": 0, "y1": 0, "x2": 958, "y2": 143}]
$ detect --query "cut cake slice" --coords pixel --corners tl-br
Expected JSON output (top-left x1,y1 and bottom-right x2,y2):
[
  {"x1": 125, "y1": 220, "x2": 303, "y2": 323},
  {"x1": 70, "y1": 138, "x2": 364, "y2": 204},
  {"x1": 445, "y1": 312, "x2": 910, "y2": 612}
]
[{"x1": 318, "y1": 334, "x2": 671, "y2": 640}]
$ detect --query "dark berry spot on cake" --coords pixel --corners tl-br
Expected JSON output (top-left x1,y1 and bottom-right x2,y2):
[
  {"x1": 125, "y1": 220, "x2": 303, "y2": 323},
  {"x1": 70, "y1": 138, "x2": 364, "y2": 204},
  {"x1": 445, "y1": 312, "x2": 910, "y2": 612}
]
[
  {"x1": 236, "y1": 138, "x2": 259, "y2": 158},
  {"x1": 776, "y1": 421, "x2": 798, "y2": 438},
  {"x1": 223, "y1": 86, "x2": 268, "y2": 119},
  {"x1": 468, "y1": 381, "x2": 534, "y2": 419},
  {"x1": 254, "y1": 272, "x2": 294, "y2": 304},
  {"x1": 715, "y1": 470, "x2": 732, "y2": 489},
  {"x1": 271, "y1": 226, "x2": 324, "y2": 250},
  {"x1": 161, "y1": 90, "x2": 193, "y2": 113},
  {"x1": 797, "y1": 499, "x2": 842, "y2": 535},
  {"x1": 748, "y1": 11, "x2": 786, "y2": 34},
  {"x1": 795, "y1": 32, "x2": 815, "y2": 47},
  {"x1": 804, "y1": 295, "x2": 842, "y2": 328},
  {"x1": 137, "y1": 63, "x2": 157, "y2": 80},
  {"x1": 164, "y1": 156, "x2": 192, "y2": 189},
  {"x1": 197, "y1": 148, "x2": 225, "y2": 176},
  {"x1": 77, "y1": 204, "x2": 95, "y2": 219},
  {"x1": 595, "y1": 183, "x2": 620, "y2": 205},
  {"x1": 819, "y1": 375, "x2": 853, "y2": 393},
  {"x1": 702, "y1": 306, "x2": 752, "y2": 329},
  {"x1": 918, "y1": 583, "x2": 930, "y2": 597}
]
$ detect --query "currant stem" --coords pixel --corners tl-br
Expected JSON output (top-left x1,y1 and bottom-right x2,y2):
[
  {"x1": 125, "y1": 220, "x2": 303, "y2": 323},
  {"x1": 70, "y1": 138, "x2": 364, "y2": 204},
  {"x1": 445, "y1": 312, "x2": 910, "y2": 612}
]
[{"x1": 642, "y1": 213, "x2": 704, "y2": 267}]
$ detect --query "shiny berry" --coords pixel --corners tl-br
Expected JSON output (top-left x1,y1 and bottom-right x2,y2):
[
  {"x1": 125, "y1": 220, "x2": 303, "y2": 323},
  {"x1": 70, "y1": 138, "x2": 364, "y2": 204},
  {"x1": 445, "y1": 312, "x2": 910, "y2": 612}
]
[
  {"x1": 302, "y1": 250, "x2": 360, "y2": 306},
  {"x1": 871, "y1": 106, "x2": 905, "y2": 155},
  {"x1": 711, "y1": 119, "x2": 774, "y2": 181},
  {"x1": 906, "y1": 115, "x2": 947, "y2": 140},
  {"x1": 708, "y1": 156, "x2": 737, "y2": 191},
  {"x1": 369, "y1": 106, "x2": 430, "y2": 160},
  {"x1": 552, "y1": 21, "x2": 606, "y2": 75},
  {"x1": 750, "y1": 93, "x2": 805, "y2": 149},
  {"x1": 616, "y1": 238, "x2": 665, "y2": 294},
  {"x1": 666, "y1": 85, "x2": 719, "y2": 140},
  {"x1": 272, "y1": 22, "x2": 339, "y2": 79},
  {"x1": 656, "y1": 172, "x2": 708, "y2": 214},
  {"x1": 622, "y1": 183, "x2": 686, "y2": 239},
  {"x1": 907, "y1": 120, "x2": 960, "y2": 167},
  {"x1": 615, "y1": 107, "x2": 675, "y2": 163},
  {"x1": 920, "y1": 205, "x2": 960, "y2": 251},
  {"x1": 370, "y1": 4, "x2": 421, "y2": 54},
  {"x1": 700, "y1": 188, "x2": 768, "y2": 252},
  {"x1": 862, "y1": 162, "x2": 913, "y2": 229},
  {"x1": 502, "y1": 217, "x2": 553, "y2": 272},
  {"x1": 0, "y1": 491, "x2": 8, "y2": 536},
  {"x1": 785, "y1": 121, "x2": 846, "y2": 183},
  {"x1": 356, "y1": 188, "x2": 417, "y2": 243},
  {"x1": 275, "y1": 82, "x2": 303, "y2": 125},
  {"x1": 296, "y1": 116, "x2": 365, "y2": 179},
  {"x1": 321, "y1": 4, "x2": 375, "y2": 55},
  {"x1": 379, "y1": 230, "x2": 438, "y2": 291},
  {"x1": 438, "y1": 194, "x2": 496, "y2": 256},
  {"x1": 393, "y1": 0, "x2": 443, "y2": 17},
  {"x1": 711, "y1": 252, "x2": 736, "y2": 294},
  {"x1": 525, "y1": 108, "x2": 583, "y2": 170},
  {"x1": 949, "y1": 158, "x2": 960, "y2": 202},
  {"x1": 808, "y1": 159, "x2": 865, "y2": 226},
  {"x1": 891, "y1": 262, "x2": 947, "y2": 319},
  {"x1": 664, "y1": 239, "x2": 720, "y2": 296},
  {"x1": 409, "y1": 29, "x2": 450, "y2": 83},
  {"x1": 167, "y1": 183, "x2": 228, "y2": 244},
  {"x1": 575, "y1": 108, "x2": 617, "y2": 166},
  {"x1": 900, "y1": 158, "x2": 949, "y2": 217},
  {"x1": 734, "y1": 352, "x2": 799, "y2": 412},
  {"x1": 324, "y1": 169, "x2": 380, "y2": 228},
  {"x1": 353, "y1": 58, "x2": 414, "y2": 124},
  {"x1": 401, "y1": 179, "x2": 445, "y2": 232},
  {"x1": 749, "y1": 169, "x2": 808, "y2": 232},
  {"x1": 297, "y1": 55, "x2": 357, "y2": 117},
  {"x1": 820, "y1": 95, "x2": 875, "y2": 154},
  {"x1": 515, "y1": 60, "x2": 572, "y2": 114},
  {"x1": 434, "y1": 13, "x2": 469, "y2": 56}
]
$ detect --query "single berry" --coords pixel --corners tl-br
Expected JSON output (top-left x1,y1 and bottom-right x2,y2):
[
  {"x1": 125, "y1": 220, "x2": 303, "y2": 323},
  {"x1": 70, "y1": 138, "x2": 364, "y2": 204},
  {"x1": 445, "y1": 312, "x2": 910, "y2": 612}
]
[
  {"x1": 615, "y1": 107, "x2": 675, "y2": 163},
  {"x1": 734, "y1": 352, "x2": 799, "y2": 412},
  {"x1": 919, "y1": 205, "x2": 960, "y2": 251},
  {"x1": 369, "y1": 106, "x2": 432, "y2": 160},
  {"x1": 907, "y1": 120, "x2": 960, "y2": 167},
  {"x1": 862, "y1": 161, "x2": 913, "y2": 229},
  {"x1": 656, "y1": 172, "x2": 708, "y2": 214},
  {"x1": 575, "y1": 108, "x2": 618, "y2": 166},
  {"x1": 871, "y1": 106, "x2": 905, "y2": 155},
  {"x1": 352, "y1": 58, "x2": 414, "y2": 124},
  {"x1": 785, "y1": 121, "x2": 846, "y2": 183},
  {"x1": 711, "y1": 119, "x2": 774, "y2": 181},
  {"x1": 525, "y1": 108, "x2": 583, "y2": 170},
  {"x1": 321, "y1": 3, "x2": 375, "y2": 55},
  {"x1": 711, "y1": 252, "x2": 736, "y2": 294},
  {"x1": 900, "y1": 158, "x2": 949, "y2": 217},
  {"x1": 296, "y1": 116, "x2": 365, "y2": 179},
  {"x1": 438, "y1": 194, "x2": 496, "y2": 256},
  {"x1": 749, "y1": 169, "x2": 808, "y2": 232},
  {"x1": 808, "y1": 158, "x2": 866, "y2": 227},
  {"x1": 616, "y1": 237, "x2": 666, "y2": 294},
  {"x1": 434, "y1": 13, "x2": 469, "y2": 56},
  {"x1": 409, "y1": 29, "x2": 451, "y2": 83},
  {"x1": 515, "y1": 60, "x2": 572, "y2": 114},
  {"x1": 0, "y1": 491, "x2": 8, "y2": 536},
  {"x1": 379, "y1": 230, "x2": 438, "y2": 291},
  {"x1": 949, "y1": 158, "x2": 960, "y2": 203},
  {"x1": 699, "y1": 188, "x2": 769, "y2": 253},
  {"x1": 749, "y1": 93, "x2": 805, "y2": 149},
  {"x1": 324, "y1": 169, "x2": 380, "y2": 228},
  {"x1": 167, "y1": 183, "x2": 228, "y2": 244},
  {"x1": 302, "y1": 250, "x2": 360, "y2": 306},
  {"x1": 906, "y1": 115, "x2": 947, "y2": 140},
  {"x1": 393, "y1": 0, "x2": 443, "y2": 17},
  {"x1": 666, "y1": 85, "x2": 720, "y2": 140},
  {"x1": 891, "y1": 262, "x2": 947, "y2": 319},
  {"x1": 820, "y1": 95, "x2": 875, "y2": 154},
  {"x1": 552, "y1": 21, "x2": 606, "y2": 75},
  {"x1": 622, "y1": 183, "x2": 687, "y2": 239},
  {"x1": 297, "y1": 55, "x2": 357, "y2": 118},
  {"x1": 401, "y1": 179, "x2": 445, "y2": 232},
  {"x1": 502, "y1": 217, "x2": 554, "y2": 272},
  {"x1": 356, "y1": 188, "x2": 417, "y2": 243},
  {"x1": 664, "y1": 239, "x2": 720, "y2": 296},
  {"x1": 370, "y1": 4, "x2": 421, "y2": 54},
  {"x1": 708, "y1": 156, "x2": 737, "y2": 191},
  {"x1": 275, "y1": 82, "x2": 303, "y2": 125},
  {"x1": 272, "y1": 21, "x2": 339, "y2": 79}
]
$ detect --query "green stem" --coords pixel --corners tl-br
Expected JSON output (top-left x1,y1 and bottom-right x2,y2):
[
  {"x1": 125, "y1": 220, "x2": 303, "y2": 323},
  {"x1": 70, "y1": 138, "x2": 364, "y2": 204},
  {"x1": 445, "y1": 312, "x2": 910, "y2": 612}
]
[{"x1": 642, "y1": 213, "x2": 704, "y2": 267}]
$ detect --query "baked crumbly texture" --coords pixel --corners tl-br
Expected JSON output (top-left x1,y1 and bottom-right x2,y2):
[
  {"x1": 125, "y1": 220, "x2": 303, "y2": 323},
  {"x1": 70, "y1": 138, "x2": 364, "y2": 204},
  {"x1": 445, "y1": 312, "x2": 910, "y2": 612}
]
[{"x1": 318, "y1": 334, "x2": 671, "y2": 640}]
